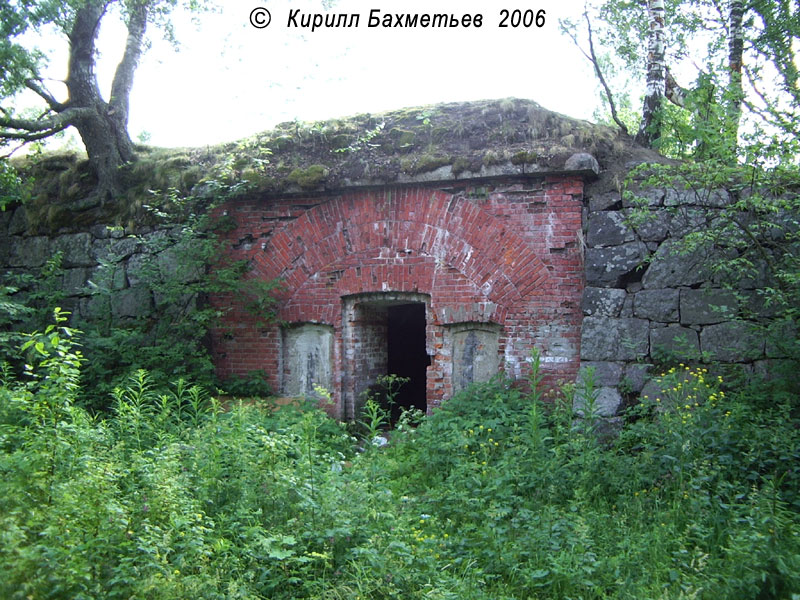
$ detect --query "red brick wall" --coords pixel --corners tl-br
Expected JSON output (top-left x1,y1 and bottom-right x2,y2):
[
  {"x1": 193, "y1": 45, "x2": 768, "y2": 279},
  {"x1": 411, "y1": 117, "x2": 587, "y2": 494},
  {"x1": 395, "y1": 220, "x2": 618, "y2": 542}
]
[{"x1": 211, "y1": 177, "x2": 584, "y2": 416}]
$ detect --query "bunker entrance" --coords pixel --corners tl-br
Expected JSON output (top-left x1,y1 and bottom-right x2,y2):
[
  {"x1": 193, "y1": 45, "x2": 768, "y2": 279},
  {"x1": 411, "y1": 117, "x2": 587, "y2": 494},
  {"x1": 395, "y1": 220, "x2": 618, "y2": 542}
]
[
  {"x1": 386, "y1": 303, "x2": 429, "y2": 421},
  {"x1": 343, "y1": 294, "x2": 430, "y2": 423}
]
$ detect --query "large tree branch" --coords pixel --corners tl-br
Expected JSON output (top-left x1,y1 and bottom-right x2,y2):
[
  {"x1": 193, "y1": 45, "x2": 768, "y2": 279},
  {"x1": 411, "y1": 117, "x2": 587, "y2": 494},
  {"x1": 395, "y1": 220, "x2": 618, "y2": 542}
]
[
  {"x1": 583, "y1": 9, "x2": 628, "y2": 135},
  {"x1": 0, "y1": 106, "x2": 95, "y2": 133},
  {"x1": 0, "y1": 125, "x2": 69, "y2": 141},
  {"x1": 109, "y1": 1, "x2": 148, "y2": 118},
  {"x1": 561, "y1": 8, "x2": 629, "y2": 135},
  {"x1": 24, "y1": 79, "x2": 66, "y2": 111},
  {"x1": 665, "y1": 67, "x2": 687, "y2": 108},
  {"x1": 67, "y1": 0, "x2": 112, "y2": 105}
]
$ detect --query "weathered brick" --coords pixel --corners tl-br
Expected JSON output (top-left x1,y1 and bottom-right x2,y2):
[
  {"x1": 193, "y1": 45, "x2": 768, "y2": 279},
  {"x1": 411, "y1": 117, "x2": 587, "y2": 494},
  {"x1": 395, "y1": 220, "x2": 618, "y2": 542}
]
[{"x1": 211, "y1": 181, "x2": 585, "y2": 416}]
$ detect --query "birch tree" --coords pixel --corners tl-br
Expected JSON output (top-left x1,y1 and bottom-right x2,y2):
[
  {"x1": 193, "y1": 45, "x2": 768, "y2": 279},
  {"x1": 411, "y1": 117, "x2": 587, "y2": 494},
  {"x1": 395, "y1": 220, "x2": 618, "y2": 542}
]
[
  {"x1": 636, "y1": 0, "x2": 667, "y2": 147},
  {"x1": 562, "y1": 0, "x2": 799, "y2": 156}
]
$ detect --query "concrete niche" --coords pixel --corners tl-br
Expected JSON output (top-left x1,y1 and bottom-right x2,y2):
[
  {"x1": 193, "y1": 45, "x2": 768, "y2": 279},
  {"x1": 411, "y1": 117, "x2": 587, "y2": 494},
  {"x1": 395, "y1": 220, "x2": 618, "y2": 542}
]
[
  {"x1": 449, "y1": 323, "x2": 501, "y2": 393},
  {"x1": 282, "y1": 323, "x2": 334, "y2": 398}
]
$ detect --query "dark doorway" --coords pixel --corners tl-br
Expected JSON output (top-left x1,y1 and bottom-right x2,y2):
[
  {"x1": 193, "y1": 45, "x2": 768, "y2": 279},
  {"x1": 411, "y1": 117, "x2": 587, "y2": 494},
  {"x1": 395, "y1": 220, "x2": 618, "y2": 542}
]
[{"x1": 386, "y1": 303, "x2": 429, "y2": 421}]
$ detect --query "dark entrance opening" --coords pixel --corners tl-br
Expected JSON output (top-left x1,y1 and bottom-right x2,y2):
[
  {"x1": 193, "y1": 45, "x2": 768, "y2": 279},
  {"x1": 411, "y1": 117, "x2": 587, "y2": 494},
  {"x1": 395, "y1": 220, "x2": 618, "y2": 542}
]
[{"x1": 386, "y1": 303, "x2": 429, "y2": 421}]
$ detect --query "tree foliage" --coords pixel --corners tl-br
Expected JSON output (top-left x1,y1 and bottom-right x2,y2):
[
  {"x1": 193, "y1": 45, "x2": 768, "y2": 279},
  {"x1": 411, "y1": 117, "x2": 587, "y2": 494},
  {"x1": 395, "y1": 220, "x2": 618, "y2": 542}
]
[
  {"x1": 0, "y1": 0, "x2": 209, "y2": 202},
  {"x1": 563, "y1": 0, "x2": 800, "y2": 157}
]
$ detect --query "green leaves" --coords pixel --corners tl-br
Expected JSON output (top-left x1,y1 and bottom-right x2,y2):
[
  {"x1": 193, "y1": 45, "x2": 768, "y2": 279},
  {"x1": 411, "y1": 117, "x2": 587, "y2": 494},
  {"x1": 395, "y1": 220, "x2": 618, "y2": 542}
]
[{"x1": 1, "y1": 315, "x2": 799, "y2": 598}]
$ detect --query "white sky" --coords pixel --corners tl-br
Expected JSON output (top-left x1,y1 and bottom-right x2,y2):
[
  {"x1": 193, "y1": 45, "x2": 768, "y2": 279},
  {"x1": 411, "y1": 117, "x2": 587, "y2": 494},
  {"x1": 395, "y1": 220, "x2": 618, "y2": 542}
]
[{"x1": 36, "y1": 0, "x2": 604, "y2": 148}]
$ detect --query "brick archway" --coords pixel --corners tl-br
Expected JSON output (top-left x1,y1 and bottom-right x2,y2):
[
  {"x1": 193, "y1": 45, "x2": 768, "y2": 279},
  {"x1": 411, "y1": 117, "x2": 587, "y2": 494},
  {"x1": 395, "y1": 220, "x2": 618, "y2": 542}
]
[
  {"x1": 247, "y1": 188, "x2": 552, "y2": 313},
  {"x1": 212, "y1": 181, "x2": 584, "y2": 417}
]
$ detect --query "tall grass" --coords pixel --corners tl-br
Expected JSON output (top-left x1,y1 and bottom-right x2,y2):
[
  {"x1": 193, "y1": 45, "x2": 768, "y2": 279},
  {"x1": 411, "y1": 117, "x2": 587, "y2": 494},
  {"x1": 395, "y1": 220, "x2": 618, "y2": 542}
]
[{"x1": 1, "y1": 321, "x2": 798, "y2": 598}]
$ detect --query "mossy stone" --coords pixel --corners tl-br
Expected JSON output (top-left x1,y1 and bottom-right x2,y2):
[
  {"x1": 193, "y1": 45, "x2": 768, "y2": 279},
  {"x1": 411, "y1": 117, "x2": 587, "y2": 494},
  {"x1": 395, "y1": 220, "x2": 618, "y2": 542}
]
[
  {"x1": 511, "y1": 150, "x2": 538, "y2": 165},
  {"x1": 387, "y1": 128, "x2": 416, "y2": 151},
  {"x1": 452, "y1": 157, "x2": 472, "y2": 175},
  {"x1": 409, "y1": 155, "x2": 450, "y2": 175},
  {"x1": 287, "y1": 164, "x2": 329, "y2": 190}
]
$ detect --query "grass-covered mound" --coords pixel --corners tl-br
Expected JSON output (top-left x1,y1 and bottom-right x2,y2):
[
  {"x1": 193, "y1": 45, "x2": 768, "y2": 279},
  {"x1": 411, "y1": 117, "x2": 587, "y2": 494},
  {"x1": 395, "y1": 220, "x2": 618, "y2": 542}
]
[{"x1": 1, "y1": 318, "x2": 798, "y2": 599}]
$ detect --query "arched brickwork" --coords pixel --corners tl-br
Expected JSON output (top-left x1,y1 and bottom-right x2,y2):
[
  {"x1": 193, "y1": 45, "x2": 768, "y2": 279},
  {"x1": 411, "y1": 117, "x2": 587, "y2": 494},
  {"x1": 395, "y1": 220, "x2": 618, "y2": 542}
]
[
  {"x1": 212, "y1": 179, "x2": 584, "y2": 418},
  {"x1": 247, "y1": 188, "x2": 552, "y2": 311}
]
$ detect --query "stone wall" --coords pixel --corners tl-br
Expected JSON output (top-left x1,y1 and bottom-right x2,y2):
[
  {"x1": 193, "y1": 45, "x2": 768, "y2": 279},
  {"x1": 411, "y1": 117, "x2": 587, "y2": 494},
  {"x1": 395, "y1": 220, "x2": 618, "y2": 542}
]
[
  {"x1": 0, "y1": 206, "x2": 200, "y2": 330},
  {"x1": 1, "y1": 165, "x2": 787, "y2": 421},
  {"x1": 579, "y1": 174, "x2": 783, "y2": 417}
]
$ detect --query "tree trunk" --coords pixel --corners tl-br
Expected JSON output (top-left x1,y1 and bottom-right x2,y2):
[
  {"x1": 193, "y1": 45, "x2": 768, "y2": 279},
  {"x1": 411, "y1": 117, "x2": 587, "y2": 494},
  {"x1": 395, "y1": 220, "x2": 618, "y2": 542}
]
[
  {"x1": 724, "y1": 0, "x2": 745, "y2": 153},
  {"x1": 65, "y1": 0, "x2": 144, "y2": 203},
  {"x1": 635, "y1": 0, "x2": 666, "y2": 148}
]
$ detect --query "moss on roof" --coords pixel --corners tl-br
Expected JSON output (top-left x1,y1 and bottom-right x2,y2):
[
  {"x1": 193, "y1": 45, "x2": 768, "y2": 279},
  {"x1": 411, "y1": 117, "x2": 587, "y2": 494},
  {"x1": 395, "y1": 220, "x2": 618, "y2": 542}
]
[{"x1": 12, "y1": 98, "x2": 643, "y2": 233}]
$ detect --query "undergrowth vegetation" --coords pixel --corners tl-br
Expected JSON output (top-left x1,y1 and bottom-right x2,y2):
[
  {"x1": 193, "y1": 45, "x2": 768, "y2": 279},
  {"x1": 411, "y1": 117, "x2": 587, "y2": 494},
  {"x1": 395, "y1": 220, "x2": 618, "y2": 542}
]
[{"x1": 1, "y1": 317, "x2": 799, "y2": 599}]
